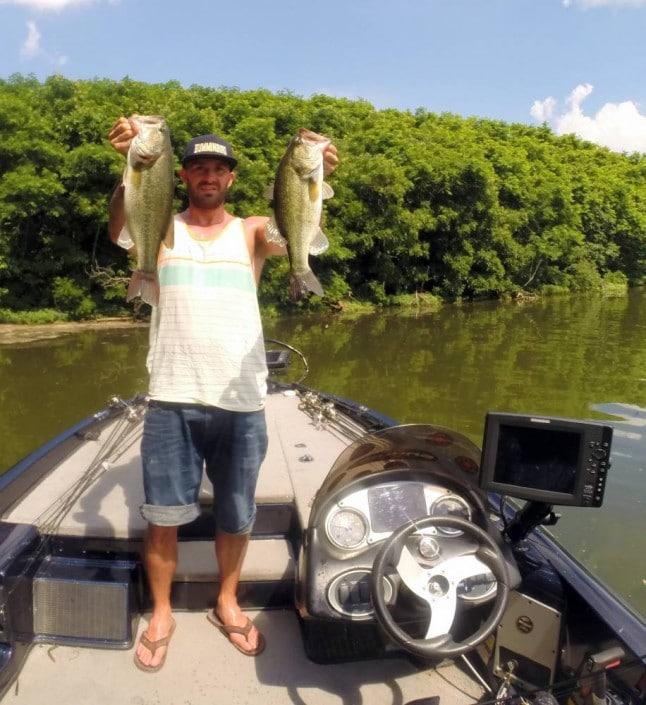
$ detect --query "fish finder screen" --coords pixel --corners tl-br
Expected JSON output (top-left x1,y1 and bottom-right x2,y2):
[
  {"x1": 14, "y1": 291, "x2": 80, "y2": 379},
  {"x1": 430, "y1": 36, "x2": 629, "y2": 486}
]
[
  {"x1": 494, "y1": 424, "x2": 579, "y2": 494},
  {"x1": 368, "y1": 483, "x2": 428, "y2": 533}
]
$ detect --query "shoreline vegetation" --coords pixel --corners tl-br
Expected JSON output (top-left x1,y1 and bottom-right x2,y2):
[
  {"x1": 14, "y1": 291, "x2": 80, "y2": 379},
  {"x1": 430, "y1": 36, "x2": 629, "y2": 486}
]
[
  {"x1": 0, "y1": 317, "x2": 148, "y2": 344},
  {"x1": 0, "y1": 75, "x2": 644, "y2": 324},
  {"x1": 0, "y1": 283, "x2": 634, "y2": 346}
]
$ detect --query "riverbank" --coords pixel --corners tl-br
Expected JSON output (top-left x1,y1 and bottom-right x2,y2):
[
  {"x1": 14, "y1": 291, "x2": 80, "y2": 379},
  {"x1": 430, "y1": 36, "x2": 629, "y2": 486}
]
[
  {"x1": 0, "y1": 317, "x2": 148, "y2": 345},
  {"x1": 1, "y1": 283, "x2": 635, "y2": 345}
]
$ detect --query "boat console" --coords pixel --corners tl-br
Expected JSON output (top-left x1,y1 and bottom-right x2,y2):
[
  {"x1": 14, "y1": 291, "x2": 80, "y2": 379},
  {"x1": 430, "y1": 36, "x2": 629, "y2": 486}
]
[
  {"x1": 297, "y1": 409, "x2": 632, "y2": 701},
  {"x1": 1, "y1": 386, "x2": 643, "y2": 705}
]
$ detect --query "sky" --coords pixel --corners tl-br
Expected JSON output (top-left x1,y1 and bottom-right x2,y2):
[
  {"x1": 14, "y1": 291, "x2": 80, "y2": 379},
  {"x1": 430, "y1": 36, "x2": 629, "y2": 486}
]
[{"x1": 1, "y1": 0, "x2": 645, "y2": 153}]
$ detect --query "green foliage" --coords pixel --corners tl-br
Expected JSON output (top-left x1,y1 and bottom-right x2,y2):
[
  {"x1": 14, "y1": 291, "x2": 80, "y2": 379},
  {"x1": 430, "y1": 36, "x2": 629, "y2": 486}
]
[
  {"x1": 601, "y1": 270, "x2": 628, "y2": 297},
  {"x1": 388, "y1": 292, "x2": 442, "y2": 309},
  {"x1": 52, "y1": 276, "x2": 96, "y2": 320},
  {"x1": 0, "y1": 75, "x2": 644, "y2": 318},
  {"x1": 0, "y1": 308, "x2": 68, "y2": 324}
]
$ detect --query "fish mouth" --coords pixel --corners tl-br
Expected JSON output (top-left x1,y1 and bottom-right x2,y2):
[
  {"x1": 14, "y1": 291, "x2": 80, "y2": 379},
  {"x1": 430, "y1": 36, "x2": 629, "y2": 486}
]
[
  {"x1": 298, "y1": 128, "x2": 331, "y2": 149},
  {"x1": 134, "y1": 115, "x2": 165, "y2": 127}
]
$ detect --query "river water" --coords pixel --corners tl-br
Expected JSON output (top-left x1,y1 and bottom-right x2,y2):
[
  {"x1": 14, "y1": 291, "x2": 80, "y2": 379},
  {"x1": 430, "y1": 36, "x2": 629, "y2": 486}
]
[{"x1": 1, "y1": 289, "x2": 644, "y2": 616}]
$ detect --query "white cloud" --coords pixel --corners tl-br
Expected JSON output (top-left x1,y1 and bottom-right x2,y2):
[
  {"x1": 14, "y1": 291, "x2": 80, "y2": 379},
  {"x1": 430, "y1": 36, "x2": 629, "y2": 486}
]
[
  {"x1": 530, "y1": 84, "x2": 646, "y2": 154},
  {"x1": 0, "y1": 0, "x2": 92, "y2": 9},
  {"x1": 20, "y1": 20, "x2": 41, "y2": 57},
  {"x1": 17, "y1": 19, "x2": 70, "y2": 66},
  {"x1": 563, "y1": 0, "x2": 646, "y2": 7},
  {"x1": 566, "y1": 83, "x2": 594, "y2": 110},
  {"x1": 530, "y1": 97, "x2": 557, "y2": 123}
]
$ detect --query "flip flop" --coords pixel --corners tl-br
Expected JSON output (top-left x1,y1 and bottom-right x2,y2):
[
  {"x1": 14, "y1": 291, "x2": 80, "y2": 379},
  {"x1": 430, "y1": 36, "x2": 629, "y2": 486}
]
[
  {"x1": 206, "y1": 610, "x2": 266, "y2": 656},
  {"x1": 133, "y1": 618, "x2": 176, "y2": 672}
]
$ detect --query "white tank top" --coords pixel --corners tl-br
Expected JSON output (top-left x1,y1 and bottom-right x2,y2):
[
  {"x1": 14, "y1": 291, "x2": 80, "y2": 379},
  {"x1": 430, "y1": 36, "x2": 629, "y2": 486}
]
[{"x1": 146, "y1": 215, "x2": 267, "y2": 411}]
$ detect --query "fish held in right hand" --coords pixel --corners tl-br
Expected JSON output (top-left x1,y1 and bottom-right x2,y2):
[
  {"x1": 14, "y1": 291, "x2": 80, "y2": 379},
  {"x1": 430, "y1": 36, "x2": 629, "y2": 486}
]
[{"x1": 123, "y1": 115, "x2": 175, "y2": 307}]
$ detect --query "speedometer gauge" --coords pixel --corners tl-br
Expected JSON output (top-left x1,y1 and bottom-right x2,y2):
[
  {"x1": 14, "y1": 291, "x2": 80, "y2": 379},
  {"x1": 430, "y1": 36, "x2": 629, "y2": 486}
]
[
  {"x1": 326, "y1": 509, "x2": 368, "y2": 549},
  {"x1": 430, "y1": 495, "x2": 471, "y2": 535}
]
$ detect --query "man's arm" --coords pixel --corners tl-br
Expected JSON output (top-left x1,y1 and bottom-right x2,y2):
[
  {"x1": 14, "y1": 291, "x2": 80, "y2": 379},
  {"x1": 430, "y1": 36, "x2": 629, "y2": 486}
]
[
  {"x1": 108, "y1": 182, "x2": 126, "y2": 244},
  {"x1": 107, "y1": 116, "x2": 139, "y2": 250},
  {"x1": 243, "y1": 216, "x2": 283, "y2": 284}
]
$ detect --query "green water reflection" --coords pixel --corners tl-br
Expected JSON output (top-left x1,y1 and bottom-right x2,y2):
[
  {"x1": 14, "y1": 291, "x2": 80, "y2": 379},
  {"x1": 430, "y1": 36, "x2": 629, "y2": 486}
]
[{"x1": 0, "y1": 289, "x2": 644, "y2": 615}]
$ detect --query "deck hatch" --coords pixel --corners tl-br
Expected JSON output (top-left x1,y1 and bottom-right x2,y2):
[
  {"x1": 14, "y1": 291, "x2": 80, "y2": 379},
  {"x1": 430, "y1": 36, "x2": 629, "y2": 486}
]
[{"x1": 32, "y1": 556, "x2": 139, "y2": 648}]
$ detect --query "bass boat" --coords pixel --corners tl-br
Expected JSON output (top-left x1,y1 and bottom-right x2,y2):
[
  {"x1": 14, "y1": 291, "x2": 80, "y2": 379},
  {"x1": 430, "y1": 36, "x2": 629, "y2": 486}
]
[{"x1": 0, "y1": 344, "x2": 644, "y2": 705}]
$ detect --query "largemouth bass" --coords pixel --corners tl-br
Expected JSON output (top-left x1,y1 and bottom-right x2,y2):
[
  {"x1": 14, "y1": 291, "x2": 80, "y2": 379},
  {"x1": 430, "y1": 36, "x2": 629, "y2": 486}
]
[
  {"x1": 266, "y1": 129, "x2": 333, "y2": 299},
  {"x1": 123, "y1": 115, "x2": 174, "y2": 306}
]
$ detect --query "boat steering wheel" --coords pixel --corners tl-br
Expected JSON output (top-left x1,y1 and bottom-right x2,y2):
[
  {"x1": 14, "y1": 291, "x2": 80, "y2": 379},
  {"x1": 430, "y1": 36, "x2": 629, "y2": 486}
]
[{"x1": 371, "y1": 515, "x2": 510, "y2": 658}]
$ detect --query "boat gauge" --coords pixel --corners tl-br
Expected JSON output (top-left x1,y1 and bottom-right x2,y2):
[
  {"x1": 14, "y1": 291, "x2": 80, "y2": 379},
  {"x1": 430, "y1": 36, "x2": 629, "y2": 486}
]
[
  {"x1": 326, "y1": 508, "x2": 369, "y2": 549},
  {"x1": 430, "y1": 495, "x2": 471, "y2": 535},
  {"x1": 457, "y1": 571, "x2": 497, "y2": 602}
]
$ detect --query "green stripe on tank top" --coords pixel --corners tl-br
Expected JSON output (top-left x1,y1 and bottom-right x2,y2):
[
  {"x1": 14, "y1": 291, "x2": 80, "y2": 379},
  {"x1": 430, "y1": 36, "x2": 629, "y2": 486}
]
[{"x1": 159, "y1": 263, "x2": 256, "y2": 293}]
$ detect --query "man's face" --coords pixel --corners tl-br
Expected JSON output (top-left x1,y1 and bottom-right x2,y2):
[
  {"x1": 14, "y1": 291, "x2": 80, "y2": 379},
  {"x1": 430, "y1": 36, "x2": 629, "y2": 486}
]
[{"x1": 180, "y1": 157, "x2": 235, "y2": 209}]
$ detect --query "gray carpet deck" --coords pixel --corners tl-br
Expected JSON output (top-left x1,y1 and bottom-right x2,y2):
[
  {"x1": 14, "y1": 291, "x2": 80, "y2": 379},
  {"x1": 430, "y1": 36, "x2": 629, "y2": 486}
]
[
  {"x1": 0, "y1": 391, "x2": 481, "y2": 705},
  {"x1": 3, "y1": 390, "x2": 352, "y2": 539},
  {"x1": 1, "y1": 610, "x2": 482, "y2": 705}
]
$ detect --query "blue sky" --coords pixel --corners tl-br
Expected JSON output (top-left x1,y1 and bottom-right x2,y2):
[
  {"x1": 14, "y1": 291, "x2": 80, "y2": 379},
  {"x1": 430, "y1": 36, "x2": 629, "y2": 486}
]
[{"x1": 1, "y1": 0, "x2": 645, "y2": 152}]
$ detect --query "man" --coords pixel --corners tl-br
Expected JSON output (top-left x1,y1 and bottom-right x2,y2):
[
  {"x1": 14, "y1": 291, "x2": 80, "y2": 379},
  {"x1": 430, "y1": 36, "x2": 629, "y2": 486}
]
[{"x1": 107, "y1": 117, "x2": 338, "y2": 671}]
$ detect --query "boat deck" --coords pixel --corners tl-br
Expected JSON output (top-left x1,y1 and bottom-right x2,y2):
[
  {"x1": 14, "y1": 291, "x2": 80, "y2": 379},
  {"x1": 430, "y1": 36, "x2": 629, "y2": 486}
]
[
  {"x1": 0, "y1": 389, "x2": 484, "y2": 705},
  {"x1": 3, "y1": 390, "x2": 357, "y2": 539},
  {"x1": 2, "y1": 610, "x2": 482, "y2": 705}
]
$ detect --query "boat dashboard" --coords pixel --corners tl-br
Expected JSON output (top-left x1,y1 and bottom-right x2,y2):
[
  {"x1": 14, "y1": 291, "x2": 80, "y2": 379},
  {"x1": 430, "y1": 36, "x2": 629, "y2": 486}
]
[
  {"x1": 324, "y1": 481, "x2": 474, "y2": 551},
  {"x1": 297, "y1": 423, "x2": 518, "y2": 636},
  {"x1": 297, "y1": 413, "x2": 616, "y2": 662},
  {"x1": 320, "y1": 479, "x2": 499, "y2": 616}
]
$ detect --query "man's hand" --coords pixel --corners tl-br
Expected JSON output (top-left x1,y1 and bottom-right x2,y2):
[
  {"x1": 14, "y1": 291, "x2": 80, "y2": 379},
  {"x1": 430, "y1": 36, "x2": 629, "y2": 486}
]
[
  {"x1": 299, "y1": 128, "x2": 339, "y2": 177},
  {"x1": 323, "y1": 142, "x2": 339, "y2": 177},
  {"x1": 108, "y1": 116, "x2": 139, "y2": 156}
]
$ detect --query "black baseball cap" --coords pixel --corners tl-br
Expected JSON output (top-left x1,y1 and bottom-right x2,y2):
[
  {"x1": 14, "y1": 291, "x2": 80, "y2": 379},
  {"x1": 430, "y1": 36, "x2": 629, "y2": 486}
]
[{"x1": 182, "y1": 134, "x2": 237, "y2": 169}]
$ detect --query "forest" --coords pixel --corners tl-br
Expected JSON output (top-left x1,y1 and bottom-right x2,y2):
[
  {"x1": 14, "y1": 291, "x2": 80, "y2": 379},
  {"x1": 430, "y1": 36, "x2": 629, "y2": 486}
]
[{"x1": 0, "y1": 74, "x2": 644, "y2": 321}]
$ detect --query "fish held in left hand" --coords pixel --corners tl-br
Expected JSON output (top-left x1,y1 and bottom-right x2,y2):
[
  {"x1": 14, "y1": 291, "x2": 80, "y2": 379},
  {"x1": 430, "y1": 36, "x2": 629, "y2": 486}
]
[
  {"x1": 123, "y1": 115, "x2": 175, "y2": 307},
  {"x1": 265, "y1": 129, "x2": 334, "y2": 300}
]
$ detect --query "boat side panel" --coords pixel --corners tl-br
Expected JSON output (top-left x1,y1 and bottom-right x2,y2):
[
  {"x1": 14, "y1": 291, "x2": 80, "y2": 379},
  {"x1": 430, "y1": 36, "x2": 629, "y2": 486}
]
[{"x1": 0, "y1": 405, "x2": 127, "y2": 516}]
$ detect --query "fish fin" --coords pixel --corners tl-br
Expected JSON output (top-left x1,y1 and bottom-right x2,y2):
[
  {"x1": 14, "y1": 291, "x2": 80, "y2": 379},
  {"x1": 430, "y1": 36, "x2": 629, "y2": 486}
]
[
  {"x1": 129, "y1": 168, "x2": 142, "y2": 187},
  {"x1": 265, "y1": 216, "x2": 287, "y2": 247},
  {"x1": 308, "y1": 180, "x2": 320, "y2": 202},
  {"x1": 309, "y1": 228, "x2": 329, "y2": 256},
  {"x1": 126, "y1": 271, "x2": 160, "y2": 307},
  {"x1": 321, "y1": 182, "x2": 334, "y2": 200},
  {"x1": 263, "y1": 182, "x2": 275, "y2": 200},
  {"x1": 116, "y1": 226, "x2": 134, "y2": 251},
  {"x1": 125, "y1": 271, "x2": 142, "y2": 302},
  {"x1": 290, "y1": 270, "x2": 324, "y2": 300},
  {"x1": 163, "y1": 218, "x2": 174, "y2": 249}
]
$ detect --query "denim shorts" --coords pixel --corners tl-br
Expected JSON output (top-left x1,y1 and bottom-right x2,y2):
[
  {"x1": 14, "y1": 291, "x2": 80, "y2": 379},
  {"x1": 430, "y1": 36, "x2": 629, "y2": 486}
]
[{"x1": 140, "y1": 401, "x2": 268, "y2": 533}]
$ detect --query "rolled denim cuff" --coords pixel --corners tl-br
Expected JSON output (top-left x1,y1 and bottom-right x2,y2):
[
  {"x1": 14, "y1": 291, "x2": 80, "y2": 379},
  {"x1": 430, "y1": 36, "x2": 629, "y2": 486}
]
[
  {"x1": 218, "y1": 508, "x2": 257, "y2": 536},
  {"x1": 140, "y1": 502, "x2": 200, "y2": 526}
]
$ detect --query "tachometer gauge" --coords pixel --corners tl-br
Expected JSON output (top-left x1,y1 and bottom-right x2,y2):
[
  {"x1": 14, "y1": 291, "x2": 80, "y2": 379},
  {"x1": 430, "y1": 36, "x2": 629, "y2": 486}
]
[
  {"x1": 326, "y1": 508, "x2": 369, "y2": 549},
  {"x1": 430, "y1": 495, "x2": 471, "y2": 535}
]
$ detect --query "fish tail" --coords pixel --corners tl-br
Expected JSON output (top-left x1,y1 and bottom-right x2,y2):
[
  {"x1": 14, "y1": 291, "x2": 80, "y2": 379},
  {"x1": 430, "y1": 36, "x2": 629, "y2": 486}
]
[
  {"x1": 290, "y1": 270, "x2": 324, "y2": 300},
  {"x1": 126, "y1": 270, "x2": 160, "y2": 306}
]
